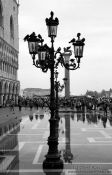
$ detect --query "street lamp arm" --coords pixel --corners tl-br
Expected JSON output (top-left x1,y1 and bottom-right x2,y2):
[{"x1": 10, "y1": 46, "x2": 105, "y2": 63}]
[
  {"x1": 54, "y1": 81, "x2": 64, "y2": 92},
  {"x1": 63, "y1": 59, "x2": 80, "y2": 70},
  {"x1": 57, "y1": 53, "x2": 80, "y2": 70},
  {"x1": 59, "y1": 84, "x2": 64, "y2": 92},
  {"x1": 32, "y1": 55, "x2": 49, "y2": 72},
  {"x1": 54, "y1": 56, "x2": 63, "y2": 68},
  {"x1": 54, "y1": 47, "x2": 81, "y2": 70},
  {"x1": 32, "y1": 49, "x2": 80, "y2": 71}
]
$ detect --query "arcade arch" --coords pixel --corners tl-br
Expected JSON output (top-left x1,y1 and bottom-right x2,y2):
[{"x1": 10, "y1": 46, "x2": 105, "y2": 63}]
[{"x1": 0, "y1": 79, "x2": 20, "y2": 106}]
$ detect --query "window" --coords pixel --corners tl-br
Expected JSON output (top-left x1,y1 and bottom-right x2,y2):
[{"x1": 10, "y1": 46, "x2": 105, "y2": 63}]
[
  {"x1": 10, "y1": 16, "x2": 14, "y2": 39},
  {"x1": 0, "y1": 128, "x2": 2, "y2": 136},
  {"x1": 0, "y1": 0, "x2": 3, "y2": 27}
]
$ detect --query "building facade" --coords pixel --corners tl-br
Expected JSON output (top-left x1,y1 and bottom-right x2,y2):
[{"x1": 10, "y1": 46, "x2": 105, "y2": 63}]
[
  {"x1": 0, "y1": 0, "x2": 20, "y2": 106},
  {"x1": 23, "y1": 88, "x2": 50, "y2": 98}
]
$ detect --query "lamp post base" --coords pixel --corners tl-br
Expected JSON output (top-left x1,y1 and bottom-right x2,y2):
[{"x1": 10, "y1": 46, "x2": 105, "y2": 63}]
[
  {"x1": 43, "y1": 155, "x2": 63, "y2": 175},
  {"x1": 43, "y1": 118, "x2": 63, "y2": 174}
]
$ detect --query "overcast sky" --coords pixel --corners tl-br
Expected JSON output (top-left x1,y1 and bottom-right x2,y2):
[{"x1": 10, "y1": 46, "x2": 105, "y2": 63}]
[{"x1": 18, "y1": 0, "x2": 112, "y2": 95}]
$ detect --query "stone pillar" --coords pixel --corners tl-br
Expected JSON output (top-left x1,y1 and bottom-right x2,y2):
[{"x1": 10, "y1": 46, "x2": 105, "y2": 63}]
[
  {"x1": 0, "y1": 94, "x2": 3, "y2": 106},
  {"x1": 63, "y1": 52, "x2": 72, "y2": 99},
  {"x1": 3, "y1": 94, "x2": 5, "y2": 106},
  {"x1": 3, "y1": 94, "x2": 6, "y2": 106},
  {"x1": 15, "y1": 95, "x2": 18, "y2": 105},
  {"x1": 4, "y1": 94, "x2": 8, "y2": 105},
  {"x1": 12, "y1": 94, "x2": 16, "y2": 103},
  {"x1": 9, "y1": 94, "x2": 12, "y2": 100},
  {"x1": 65, "y1": 65, "x2": 70, "y2": 99},
  {"x1": 7, "y1": 94, "x2": 10, "y2": 101}
]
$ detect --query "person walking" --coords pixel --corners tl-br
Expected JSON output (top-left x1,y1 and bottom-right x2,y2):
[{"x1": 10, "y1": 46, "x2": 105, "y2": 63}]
[
  {"x1": 10, "y1": 99, "x2": 14, "y2": 111},
  {"x1": 29, "y1": 100, "x2": 33, "y2": 111},
  {"x1": 18, "y1": 100, "x2": 22, "y2": 111}
]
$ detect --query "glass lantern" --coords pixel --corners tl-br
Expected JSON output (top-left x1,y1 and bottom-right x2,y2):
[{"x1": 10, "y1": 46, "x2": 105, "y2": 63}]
[
  {"x1": 73, "y1": 44, "x2": 84, "y2": 58},
  {"x1": 38, "y1": 45, "x2": 48, "y2": 63},
  {"x1": 47, "y1": 25, "x2": 58, "y2": 38},
  {"x1": 73, "y1": 33, "x2": 85, "y2": 58},
  {"x1": 27, "y1": 32, "x2": 40, "y2": 54},
  {"x1": 46, "y1": 11, "x2": 59, "y2": 38}
]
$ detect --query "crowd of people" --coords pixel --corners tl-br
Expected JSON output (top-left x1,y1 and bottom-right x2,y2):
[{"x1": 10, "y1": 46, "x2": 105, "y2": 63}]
[
  {"x1": 57, "y1": 96, "x2": 112, "y2": 115},
  {"x1": 2, "y1": 95, "x2": 112, "y2": 117},
  {"x1": 17, "y1": 95, "x2": 112, "y2": 115}
]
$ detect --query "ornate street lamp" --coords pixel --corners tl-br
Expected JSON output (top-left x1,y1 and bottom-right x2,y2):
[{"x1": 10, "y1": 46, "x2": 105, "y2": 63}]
[{"x1": 24, "y1": 11, "x2": 85, "y2": 173}]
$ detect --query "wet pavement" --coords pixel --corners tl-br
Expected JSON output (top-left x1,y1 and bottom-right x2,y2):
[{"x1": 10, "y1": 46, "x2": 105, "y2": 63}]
[{"x1": 1, "y1": 107, "x2": 112, "y2": 174}]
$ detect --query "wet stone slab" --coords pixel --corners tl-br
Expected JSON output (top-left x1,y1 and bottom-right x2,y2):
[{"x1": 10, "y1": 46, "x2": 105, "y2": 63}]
[{"x1": 1, "y1": 108, "x2": 112, "y2": 174}]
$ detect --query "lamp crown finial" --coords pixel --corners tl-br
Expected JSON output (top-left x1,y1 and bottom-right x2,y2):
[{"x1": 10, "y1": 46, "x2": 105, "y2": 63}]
[
  {"x1": 77, "y1": 33, "x2": 81, "y2": 40},
  {"x1": 46, "y1": 11, "x2": 59, "y2": 26},
  {"x1": 50, "y1": 11, "x2": 54, "y2": 19}
]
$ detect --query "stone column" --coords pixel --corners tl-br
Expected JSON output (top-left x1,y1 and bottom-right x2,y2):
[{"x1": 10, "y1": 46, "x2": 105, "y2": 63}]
[
  {"x1": 3, "y1": 94, "x2": 5, "y2": 106},
  {"x1": 9, "y1": 94, "x2": 12, "y2": 100},
  {"x1": 0, "y1": 94, "x2": 3, "y2": 106},
  {"x1": 63, "y1": 52, "x2": 72, "y2": 99},
  {"x1": 4, "y1": 94, "x2": 8, "y2": 106},
  {"x1": 12, "y1": 94, "x2": 16, "y2": 103},
  {"x1": 15, "y1": 95, "x2": 18, "y2": 105},
  {"x1": 65, "y1": 65, "x2": 70, "y2": 99}
]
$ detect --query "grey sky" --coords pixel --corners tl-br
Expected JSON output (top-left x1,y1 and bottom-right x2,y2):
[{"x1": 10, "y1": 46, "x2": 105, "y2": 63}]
[{"x1": 18, "y1": 0, "x2": 112, "y2": 95}]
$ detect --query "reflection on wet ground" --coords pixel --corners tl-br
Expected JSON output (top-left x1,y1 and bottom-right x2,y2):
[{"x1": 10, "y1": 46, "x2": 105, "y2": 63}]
[{"x1": 1, "y1": 108, "x2": 112, "y2": 174}]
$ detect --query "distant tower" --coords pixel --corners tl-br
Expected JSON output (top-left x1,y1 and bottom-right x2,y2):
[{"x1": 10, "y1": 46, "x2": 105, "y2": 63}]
[
  {"x1": 0, "y1": 0, "x2": 20, "y2": 106},
  {"x1": 63, "y1": 51, "x2": 72, "y2": 99}
]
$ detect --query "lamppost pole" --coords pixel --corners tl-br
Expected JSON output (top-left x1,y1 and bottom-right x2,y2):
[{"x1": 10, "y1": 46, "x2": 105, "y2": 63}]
[
  {"x1": 43, "y1": 37, "x2": 63, "y2": 173},
  {"x1": 55, "y1": 70, "x2": 64, "y2": 121},
  {"x1": 55, "y1": 70, "x2": 59, "y2": 120},
  {"x1": 24, "y1": 11, "x2": 85, "y2": 173},
  {"x1": 50, "y1": 37, "x2": 55, "y2": 119}
]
